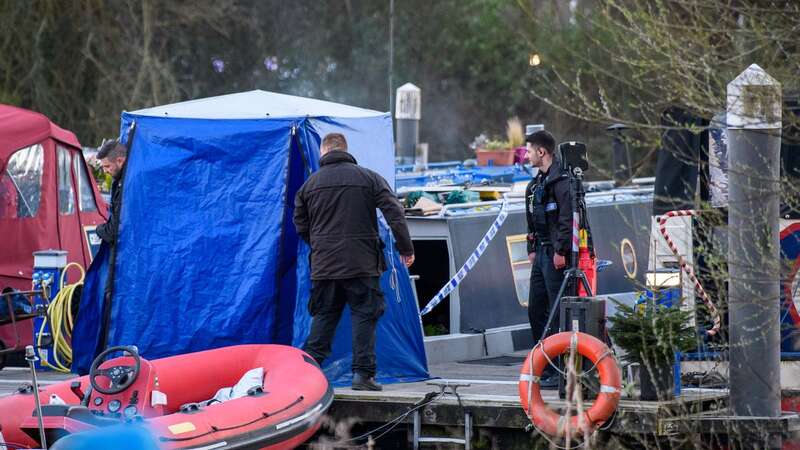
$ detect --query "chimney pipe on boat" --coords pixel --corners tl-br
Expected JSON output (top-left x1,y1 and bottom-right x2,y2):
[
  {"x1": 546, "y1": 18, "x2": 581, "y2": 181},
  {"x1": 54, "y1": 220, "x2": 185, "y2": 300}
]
[{"x1": 396, "y1": 83, "x2": 421, "y2": 167}]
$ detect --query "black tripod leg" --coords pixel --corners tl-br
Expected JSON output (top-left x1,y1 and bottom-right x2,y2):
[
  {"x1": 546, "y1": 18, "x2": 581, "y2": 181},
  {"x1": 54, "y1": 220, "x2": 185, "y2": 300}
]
[
  {"x1": 537, "y1": 269, "x2": 574, "y2": 344},
  {"x1": 577, "y1": 273, "x2": 594, "y2": 297}
]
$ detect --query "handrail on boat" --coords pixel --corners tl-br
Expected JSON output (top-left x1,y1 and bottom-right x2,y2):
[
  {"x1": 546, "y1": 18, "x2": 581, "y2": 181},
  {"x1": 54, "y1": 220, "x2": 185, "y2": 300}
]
[{"x1": 440, "y1": 197, "x2": 524, "y2": 217}]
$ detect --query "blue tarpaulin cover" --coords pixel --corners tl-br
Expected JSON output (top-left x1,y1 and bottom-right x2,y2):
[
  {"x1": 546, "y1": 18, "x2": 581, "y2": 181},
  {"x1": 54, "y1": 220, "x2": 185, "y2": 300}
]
[{"x1": 73, "y1": 90, "x2": 428, "y2": 385}]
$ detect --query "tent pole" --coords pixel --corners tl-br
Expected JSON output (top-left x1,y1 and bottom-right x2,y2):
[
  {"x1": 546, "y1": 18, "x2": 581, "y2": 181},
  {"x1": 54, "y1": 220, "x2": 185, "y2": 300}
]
[
  {"x1": 388, "y1": 0, "x2": 394, "y2": 114},
  {"x1": 98, "y1": 121, "x2": 137, "y2": 354}
]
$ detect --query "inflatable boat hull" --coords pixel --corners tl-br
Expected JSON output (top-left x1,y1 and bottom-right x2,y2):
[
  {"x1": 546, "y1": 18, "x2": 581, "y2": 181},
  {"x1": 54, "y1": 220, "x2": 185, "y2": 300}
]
[{"x1": 0, "y1": 345, "x2": 332, "y2": 449}]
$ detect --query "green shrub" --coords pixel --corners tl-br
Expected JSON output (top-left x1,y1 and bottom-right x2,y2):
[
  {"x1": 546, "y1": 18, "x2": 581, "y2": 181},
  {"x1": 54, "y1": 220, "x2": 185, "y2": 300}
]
[{"x1": 608, "y1": 298, "x2": 696, "y2": 368}]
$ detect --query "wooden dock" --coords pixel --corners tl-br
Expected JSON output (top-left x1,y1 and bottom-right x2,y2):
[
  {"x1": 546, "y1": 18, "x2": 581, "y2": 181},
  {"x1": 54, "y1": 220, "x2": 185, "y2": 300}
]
[
  {"x1": 0, "y1": 357, "x2": 733, "y2": 449},
  {"x1": 329, "y1": 358, "x2": 728, "y2": 446}
]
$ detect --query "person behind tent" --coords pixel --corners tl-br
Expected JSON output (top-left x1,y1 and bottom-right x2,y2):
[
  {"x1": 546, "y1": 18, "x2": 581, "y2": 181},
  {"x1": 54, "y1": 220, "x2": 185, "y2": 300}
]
[
  {"x1": 525, "y1": 129, "x2": 571, "y2": 389},
  {"x1": 293, "y1": 133, "x2": 415, "y2": 391},
  {"x1": 95, "y1": 139, "x2": 127, "y2": 245}
]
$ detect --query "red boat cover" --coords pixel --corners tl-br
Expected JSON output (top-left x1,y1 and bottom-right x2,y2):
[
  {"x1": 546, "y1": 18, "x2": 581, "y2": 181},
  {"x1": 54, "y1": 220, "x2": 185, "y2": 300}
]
[
  {"x1": 0, "y1": 105, "x2": 81, "y2": 157},
  {"x1": 0, "y1": 105, "x2": 106, "y2": 350}
]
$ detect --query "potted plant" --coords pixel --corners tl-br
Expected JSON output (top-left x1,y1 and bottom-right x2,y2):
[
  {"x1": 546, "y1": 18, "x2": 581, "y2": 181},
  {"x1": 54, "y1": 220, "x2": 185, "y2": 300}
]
[
  {"x1": 608, "y1": 298, "x2": 695, "y2": 401},
  {"x1": 474, "y1": 117, "x2": 525, "y2": 166},
  {"x1": 504, "y1": 117, "x2": 528, "y2": 164}
]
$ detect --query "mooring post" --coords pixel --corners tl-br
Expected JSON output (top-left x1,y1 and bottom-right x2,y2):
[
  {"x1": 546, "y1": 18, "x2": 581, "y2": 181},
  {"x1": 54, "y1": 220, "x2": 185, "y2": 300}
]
[
  {"x1": 395, "y1": 83, "x2": 421, "y2": 167},
  {"x1": 727, "y1": 64, "x2": 782, "y2": 425}
]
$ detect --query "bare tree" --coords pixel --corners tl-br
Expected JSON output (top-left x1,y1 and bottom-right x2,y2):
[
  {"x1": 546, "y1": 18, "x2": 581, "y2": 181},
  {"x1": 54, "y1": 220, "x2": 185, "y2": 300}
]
[{"x1": 0, "y1": 0, "x2": 235, "y2": 144}]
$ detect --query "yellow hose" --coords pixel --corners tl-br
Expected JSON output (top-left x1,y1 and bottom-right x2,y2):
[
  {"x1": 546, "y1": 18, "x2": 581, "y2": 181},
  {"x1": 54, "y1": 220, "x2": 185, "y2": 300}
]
[{"x1": 37, "y1": 262, "x2": 85, "y2": 373}]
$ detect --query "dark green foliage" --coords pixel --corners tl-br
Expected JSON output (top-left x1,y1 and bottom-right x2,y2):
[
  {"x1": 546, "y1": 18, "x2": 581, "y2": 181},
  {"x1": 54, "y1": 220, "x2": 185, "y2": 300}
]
[
  {"x1": 608, "y1": 299, "x2": 696, "y2": 368},
  {"x1": 4, "y1": 1, "x2": 797, "y2": 180}
]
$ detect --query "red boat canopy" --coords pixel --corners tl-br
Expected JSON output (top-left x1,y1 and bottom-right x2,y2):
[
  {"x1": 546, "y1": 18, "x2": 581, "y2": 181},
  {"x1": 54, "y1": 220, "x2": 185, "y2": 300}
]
[
  {"x1": 0, "y1": 103, "x2": 106, "y2": 298},
  {"x1": 0, "y1": 104, "x2": 107, "y2": 352},
  {"x1": 0, "y1": 105, "x2": 81, "y2": 161}
]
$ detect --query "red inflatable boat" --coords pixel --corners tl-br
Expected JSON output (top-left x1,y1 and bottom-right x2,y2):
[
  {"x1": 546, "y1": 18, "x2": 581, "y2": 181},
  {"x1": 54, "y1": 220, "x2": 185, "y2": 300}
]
[{"x1": 0, "y1": 344, "x2": 332, "y2": 449}]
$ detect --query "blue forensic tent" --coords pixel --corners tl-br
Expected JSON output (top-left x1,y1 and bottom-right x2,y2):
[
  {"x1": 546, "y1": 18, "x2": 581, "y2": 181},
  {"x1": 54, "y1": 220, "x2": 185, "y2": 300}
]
[{"x1": 73, "y1": 90, "x2": 428, "y2": 385}]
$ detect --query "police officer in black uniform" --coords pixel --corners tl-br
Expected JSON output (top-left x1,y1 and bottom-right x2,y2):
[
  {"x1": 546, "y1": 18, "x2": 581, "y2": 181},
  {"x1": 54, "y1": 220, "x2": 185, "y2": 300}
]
[{"x1": 524, "y1": 130, "x2": 572, "y2": 387}]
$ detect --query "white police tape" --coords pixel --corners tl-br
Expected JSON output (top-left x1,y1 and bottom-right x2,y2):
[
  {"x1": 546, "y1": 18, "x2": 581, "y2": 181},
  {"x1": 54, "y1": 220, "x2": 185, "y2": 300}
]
[{"x1": 419, "y1": 202, "x2": 510, "y2": 316}]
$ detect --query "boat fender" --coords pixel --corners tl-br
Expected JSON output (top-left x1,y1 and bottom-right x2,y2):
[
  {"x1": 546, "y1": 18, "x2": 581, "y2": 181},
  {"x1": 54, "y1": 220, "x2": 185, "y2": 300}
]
[{"x1": 518, "y1": 332, "x2": 622, "y2": 437}]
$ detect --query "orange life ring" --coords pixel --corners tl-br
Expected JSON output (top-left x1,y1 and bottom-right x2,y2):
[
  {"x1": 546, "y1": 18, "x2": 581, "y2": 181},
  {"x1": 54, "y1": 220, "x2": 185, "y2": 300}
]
[{"x1": 518, "y1": 332, "x2": 622, "y2": 437}]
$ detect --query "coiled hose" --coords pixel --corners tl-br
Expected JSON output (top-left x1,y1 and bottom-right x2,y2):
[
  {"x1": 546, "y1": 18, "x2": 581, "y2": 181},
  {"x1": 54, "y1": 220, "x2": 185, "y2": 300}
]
[{"x1": 37, "y1": 262, "x2": 84, "y2": 373}]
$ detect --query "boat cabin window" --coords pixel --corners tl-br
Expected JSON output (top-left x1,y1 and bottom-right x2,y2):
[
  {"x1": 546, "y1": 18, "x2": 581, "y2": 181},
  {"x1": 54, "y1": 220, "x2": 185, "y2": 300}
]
[
  {"x1": 506, "y1": 234, "x2": 532, "y2": 307},
  {"x1": 0, "y1": 144, "x2": 44, "y2": 218},
  {"x1": 74, "y1": 154, "x2": 98, "y2": 212},
  {"x1": 57, "y1": 145, "x2": 76, "y2": 215}
]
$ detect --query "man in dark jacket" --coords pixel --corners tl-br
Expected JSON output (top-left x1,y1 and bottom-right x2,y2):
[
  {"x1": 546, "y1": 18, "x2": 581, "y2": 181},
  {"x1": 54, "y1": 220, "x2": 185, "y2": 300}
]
[
  {"x1": 525, "y1": 130, "x2": 571, "y2": 388},
  {"x1": 95, "y1": 140, "x2": 127, "y2": 245},
  {"x1": 293, "y1": 133, "x2": 414, "y2": 391}
]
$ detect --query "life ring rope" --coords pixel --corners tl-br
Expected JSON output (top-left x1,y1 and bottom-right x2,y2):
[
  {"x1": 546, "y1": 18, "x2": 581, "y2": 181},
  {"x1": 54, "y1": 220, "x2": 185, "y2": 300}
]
[
  {"x1": 579, "y1": 349, "x2": 614, "y2": 376},
  {"x1": 532, "y1": 341, "x2": 615, "y2": 381},
  {"x1": 534, "y1": 341, "x2": 568, "y2": 378}
]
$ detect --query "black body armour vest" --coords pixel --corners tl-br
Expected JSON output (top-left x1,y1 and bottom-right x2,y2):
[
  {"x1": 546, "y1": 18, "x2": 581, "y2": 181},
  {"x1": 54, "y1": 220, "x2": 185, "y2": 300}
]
[{"x1": 528, "y1": 170, "x2": 567, "y2": 247}]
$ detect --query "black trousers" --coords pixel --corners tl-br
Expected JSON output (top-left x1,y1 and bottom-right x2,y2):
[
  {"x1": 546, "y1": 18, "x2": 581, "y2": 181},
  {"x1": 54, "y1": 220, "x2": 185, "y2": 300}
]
[
  {"x1": 528, "y1": 245, "x2": 566, "y2": 344},
  {"x1": 303, "y1": 276, "x2": 386, "y2": 378}
]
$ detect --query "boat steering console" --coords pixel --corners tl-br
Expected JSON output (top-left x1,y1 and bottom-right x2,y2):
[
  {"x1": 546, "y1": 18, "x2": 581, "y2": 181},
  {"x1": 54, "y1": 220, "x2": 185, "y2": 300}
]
[
  {"x1": 84, "y1": 345, "x2": 163, "y2": 420},
  {"x1": 13, "y1": 345, "x2": 163, "y2": 445},
  {"x1": 89, "y1": 346, "x2": 142, "y2": 395}
]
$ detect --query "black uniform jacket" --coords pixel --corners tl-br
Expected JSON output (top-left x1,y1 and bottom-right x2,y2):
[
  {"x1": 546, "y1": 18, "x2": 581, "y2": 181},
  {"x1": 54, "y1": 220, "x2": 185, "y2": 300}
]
[
  {"x1": 293, "y1": 150, "x2": 413, "y2": 280},
  {"x1": 524, "y1": 162, "x2": 572, "y2": 256},
  {"x1": 96, "y1": 177, "x2": 121, "y2": 245}
]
